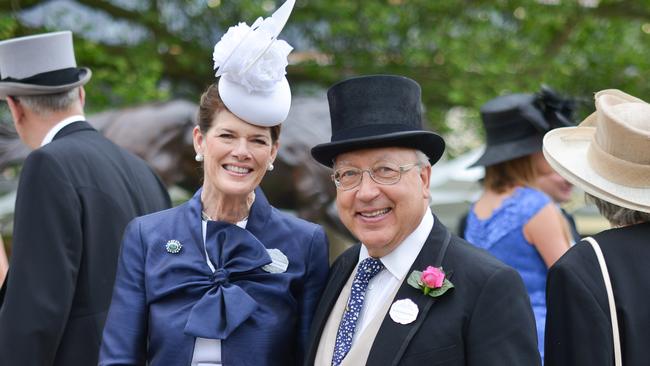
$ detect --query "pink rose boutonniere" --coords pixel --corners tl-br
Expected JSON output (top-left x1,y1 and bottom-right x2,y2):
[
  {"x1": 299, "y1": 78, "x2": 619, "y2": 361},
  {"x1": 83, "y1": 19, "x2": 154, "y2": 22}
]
[{"x1": 407, "y1": 266, "x2": 454, "y2": 298}]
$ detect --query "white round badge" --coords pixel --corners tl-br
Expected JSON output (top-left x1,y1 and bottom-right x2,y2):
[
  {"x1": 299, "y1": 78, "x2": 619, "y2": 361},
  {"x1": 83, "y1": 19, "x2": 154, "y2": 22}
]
[
  {"x1": 389, "y1": 298, "x2": 419, "y2": 325},
  {"x1": 261, "y1": 248, "x2": 289, "y2": 273}
]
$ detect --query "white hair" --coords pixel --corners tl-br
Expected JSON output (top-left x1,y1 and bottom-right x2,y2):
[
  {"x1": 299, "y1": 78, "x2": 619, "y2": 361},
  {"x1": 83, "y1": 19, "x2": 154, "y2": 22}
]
[
  {"x1": 415, "y1": 150, "x2": 431, "y2": 167},
  {"x1": 585, "y1": 192, "x2": 650, "y2": 227},
  {"x1": 15, "y1": 87, "x2": 80, "y2": 115}
]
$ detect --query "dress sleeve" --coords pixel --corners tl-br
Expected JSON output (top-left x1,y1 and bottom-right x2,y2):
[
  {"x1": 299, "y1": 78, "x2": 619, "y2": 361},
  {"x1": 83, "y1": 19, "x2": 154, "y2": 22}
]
[
  {"x1": 0, "y1": 150, "x2": 82, "y2": 365},
  {"x1": 466, "y1": 266, "x2": 542, "y2": 366},
  {"x1": 544, "y1": 246, "x2": 612, "y2": 366},
  {"x1": 296, "y1": 226, "x2": 329, "y2": 362},
  {"x1": 99, "y1": 219, "x2": 148, "y2": 366}
]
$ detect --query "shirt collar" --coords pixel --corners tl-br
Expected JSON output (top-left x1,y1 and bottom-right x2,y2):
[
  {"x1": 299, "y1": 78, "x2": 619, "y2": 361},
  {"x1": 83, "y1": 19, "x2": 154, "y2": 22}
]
[
  {"x1": 40, "y1": 115, "x2": 85, "y2": 147},
  {"x1": 359, "y1": 207, "x2": 434, "y2": 281}
]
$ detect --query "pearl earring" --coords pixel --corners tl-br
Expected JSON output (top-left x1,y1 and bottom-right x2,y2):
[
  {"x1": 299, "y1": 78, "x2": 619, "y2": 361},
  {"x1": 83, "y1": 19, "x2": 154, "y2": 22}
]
[
  {"x1": 267, "y1": 163, "x2": 274, "y2": 171},
  {"x1": 195, "y1": 153, "x2": 204, "y2": 162}
]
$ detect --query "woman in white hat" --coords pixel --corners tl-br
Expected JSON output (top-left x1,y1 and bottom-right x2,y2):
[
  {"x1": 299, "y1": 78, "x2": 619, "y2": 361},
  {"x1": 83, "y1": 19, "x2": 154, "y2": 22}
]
[
  {"x1": 100, "y1": 1, "x2": 329, "y2": 365},
  {"x1": 543, "y1": 89, "x2": 650, "y2": 366},
  {"x1": 463, "y1": 90, "x2": 573, "y2": 358}
]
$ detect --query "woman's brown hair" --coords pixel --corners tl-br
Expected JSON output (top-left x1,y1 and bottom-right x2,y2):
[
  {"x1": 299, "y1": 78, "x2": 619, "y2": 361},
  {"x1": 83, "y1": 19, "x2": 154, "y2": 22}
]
[
  {"x1": 197, "y1": 84, "x2": 281, "y2": 143},
  {"x1": 483, "y1": 155, "x2": 537, "y2": 193}
]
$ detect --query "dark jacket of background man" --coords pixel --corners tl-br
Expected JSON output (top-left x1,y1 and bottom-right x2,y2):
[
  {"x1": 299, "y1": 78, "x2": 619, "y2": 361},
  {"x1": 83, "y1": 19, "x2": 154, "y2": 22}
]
[
  {"x1": 0, "y1": 30, "x2": 172, "y2": 366},
  {"x1": 0, "y1": 119, "x2": 172, "y2": 365}
]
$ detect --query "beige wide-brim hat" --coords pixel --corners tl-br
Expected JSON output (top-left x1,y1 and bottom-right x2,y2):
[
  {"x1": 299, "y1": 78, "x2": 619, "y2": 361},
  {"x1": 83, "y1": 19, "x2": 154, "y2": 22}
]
[
  {"x1": 0, "y1": 31, "x2": 91, "y2": 99},
  {"x1": 543, "y1": 89, "x2": 650, "y2": 213}
]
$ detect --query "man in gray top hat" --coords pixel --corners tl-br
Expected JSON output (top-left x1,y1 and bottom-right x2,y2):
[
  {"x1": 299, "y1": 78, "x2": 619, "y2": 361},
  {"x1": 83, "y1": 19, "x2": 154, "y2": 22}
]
[
  {"x1": 0, "y1": 31, "x2": 171, "y2": 366},
  {"x1": 305, "y1": 75, "x2": 541, "y2": 365}
]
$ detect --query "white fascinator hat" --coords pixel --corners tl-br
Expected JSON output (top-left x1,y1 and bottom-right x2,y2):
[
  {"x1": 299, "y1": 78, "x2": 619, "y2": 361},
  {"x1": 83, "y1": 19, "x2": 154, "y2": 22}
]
[{"x1": 213, "y1": 0, "x2": 295, "y2": 127}]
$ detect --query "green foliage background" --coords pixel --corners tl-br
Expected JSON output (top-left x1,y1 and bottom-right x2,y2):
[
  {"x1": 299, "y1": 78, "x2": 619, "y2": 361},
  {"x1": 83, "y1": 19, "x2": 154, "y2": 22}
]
[{"x1": 1, "y1": 0, "x2": 649, "y2": 154}]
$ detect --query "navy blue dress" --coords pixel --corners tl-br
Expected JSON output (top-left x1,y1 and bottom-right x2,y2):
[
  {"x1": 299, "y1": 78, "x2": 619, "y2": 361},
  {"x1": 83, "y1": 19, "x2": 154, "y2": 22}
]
[
  {"x1": 100, "y1": 188, "x2": 329, "y2": 365},
  {"x1": 464, "y1": 187, "x2": 550, "y2": 358}
]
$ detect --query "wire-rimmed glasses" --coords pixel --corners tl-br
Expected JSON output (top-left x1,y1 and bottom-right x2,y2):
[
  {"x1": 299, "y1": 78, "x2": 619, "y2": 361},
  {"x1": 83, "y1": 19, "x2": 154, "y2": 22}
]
[{"x1": 332, "y1": 163, "x2": 421, "y2": 191}]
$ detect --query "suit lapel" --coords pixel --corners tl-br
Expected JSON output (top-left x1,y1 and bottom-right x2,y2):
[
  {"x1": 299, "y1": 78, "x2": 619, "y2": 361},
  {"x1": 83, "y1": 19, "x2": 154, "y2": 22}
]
[
  {"x1": 306, "y1": 245, "x2": 360, "y2": 363},
  {"x1": 184, "y1": 189, "x2": 214, "y2": 264},
  {"x1": 367, "y1": 217, "x2": 453, "y2": 366},
  {"x1": 245, "y1": 187, "x2": 272, "y2": 239}
]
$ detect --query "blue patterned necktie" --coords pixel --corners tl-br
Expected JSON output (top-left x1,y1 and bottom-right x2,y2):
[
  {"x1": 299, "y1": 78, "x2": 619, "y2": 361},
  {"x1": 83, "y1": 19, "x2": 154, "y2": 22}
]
[{"x1": 332, "y1": 257, "x2": 384, "y2": 366}]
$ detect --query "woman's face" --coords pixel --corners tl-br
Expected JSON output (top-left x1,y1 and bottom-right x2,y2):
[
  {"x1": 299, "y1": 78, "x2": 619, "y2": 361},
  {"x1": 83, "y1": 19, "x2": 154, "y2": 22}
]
[
  {"x1": 193, "y1": 109, "x2": 278, "y2": 197},
  {"x1": 532, "y1": 151, "x2": 573, "y2": 204}
]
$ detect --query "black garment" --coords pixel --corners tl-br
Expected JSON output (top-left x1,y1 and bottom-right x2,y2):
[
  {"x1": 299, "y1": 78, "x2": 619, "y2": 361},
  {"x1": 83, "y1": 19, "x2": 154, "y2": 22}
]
[
  {"x1": 306, "y1": 215, "x2": 541, "y2": 365},
  {"x1": 560, "y1": 208, "x2": 581, "y2": 243},
  {"x1": 0, "y1": 121, "x2": 171, "y2": 366},
  {"x1": 545, "y1": 222, "x2": 650, "y2": 366},
  {"x1": 457, "y1": 211, "x2": 469, "y2": 239}
]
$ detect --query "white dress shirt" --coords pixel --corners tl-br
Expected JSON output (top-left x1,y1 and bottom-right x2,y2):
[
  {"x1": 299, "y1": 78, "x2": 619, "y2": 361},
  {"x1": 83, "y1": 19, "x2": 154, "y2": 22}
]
[
  {"x1": 351, "y1": 207, "x2": 434, "y2": 344},
  {"x1": 40, "y1": 115, "x2": 85, "y2": 147},
  {"x1": 190, "y1": 217, "x2": 248, "y2": 366}
]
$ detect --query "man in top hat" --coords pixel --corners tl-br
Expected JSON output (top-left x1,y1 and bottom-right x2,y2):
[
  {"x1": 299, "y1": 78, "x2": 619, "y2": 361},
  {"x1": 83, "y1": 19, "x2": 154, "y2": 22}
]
[
  {"x1": 0, "y1": 31, "x2": 171, "y2": 366},
  {"x1": 306, "y1": 75, "x2": 541, "y2": 365}
]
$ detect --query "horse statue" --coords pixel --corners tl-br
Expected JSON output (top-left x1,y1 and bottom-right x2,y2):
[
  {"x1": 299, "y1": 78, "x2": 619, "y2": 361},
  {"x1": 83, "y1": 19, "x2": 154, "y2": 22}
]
[{"x1": 0, "y1": 96, "x2": 351, "y2": 248}]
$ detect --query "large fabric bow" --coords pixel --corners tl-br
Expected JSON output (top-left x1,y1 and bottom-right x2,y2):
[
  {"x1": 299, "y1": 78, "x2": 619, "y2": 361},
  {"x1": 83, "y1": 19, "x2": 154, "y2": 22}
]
[{"x1": 184, "y1": 221, "x2": 271, "y2": 339}]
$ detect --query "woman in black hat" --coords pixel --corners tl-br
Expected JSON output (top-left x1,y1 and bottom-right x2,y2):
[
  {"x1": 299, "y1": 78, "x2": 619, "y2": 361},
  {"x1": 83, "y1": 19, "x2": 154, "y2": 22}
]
[{"x1": 462, "y1": 91, "x2": 572, "y2": 359}]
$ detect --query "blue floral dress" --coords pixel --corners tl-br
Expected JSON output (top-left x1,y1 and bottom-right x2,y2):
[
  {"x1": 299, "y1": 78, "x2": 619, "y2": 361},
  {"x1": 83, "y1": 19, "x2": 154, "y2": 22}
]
[{"x1": 464, "y1": 186, "x2": 550, "y2": 359}]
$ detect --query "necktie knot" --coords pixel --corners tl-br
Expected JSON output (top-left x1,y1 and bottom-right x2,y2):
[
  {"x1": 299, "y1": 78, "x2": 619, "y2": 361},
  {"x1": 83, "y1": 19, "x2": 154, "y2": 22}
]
[{"x1": 356, "y1": 257, "x2": 383, "y2": 282}]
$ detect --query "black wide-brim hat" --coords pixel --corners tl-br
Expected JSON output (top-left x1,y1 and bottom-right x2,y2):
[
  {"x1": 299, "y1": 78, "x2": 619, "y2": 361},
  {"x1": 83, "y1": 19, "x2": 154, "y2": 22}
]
[
  {"x1": 470, "y1": 89, "x2": 574, "y2": 167},
  {"x1": 311, "y1": 75, "x2": 445, "y2": 167},
  {"x1": 0, "y1": 31, "x2": 91, "y2": 99}
]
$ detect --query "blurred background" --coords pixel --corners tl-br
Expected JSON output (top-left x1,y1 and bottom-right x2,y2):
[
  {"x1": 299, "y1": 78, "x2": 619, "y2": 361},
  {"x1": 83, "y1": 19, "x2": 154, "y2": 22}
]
[{"x1": 1, "y1": 0, "x2": 649, "y2": 258}]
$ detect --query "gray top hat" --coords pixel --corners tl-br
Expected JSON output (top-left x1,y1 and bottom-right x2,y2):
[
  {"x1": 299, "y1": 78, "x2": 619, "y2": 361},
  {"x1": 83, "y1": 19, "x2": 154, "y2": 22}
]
[{"x1": 0, "y1": 31, "x2": 91, "y2": 99}]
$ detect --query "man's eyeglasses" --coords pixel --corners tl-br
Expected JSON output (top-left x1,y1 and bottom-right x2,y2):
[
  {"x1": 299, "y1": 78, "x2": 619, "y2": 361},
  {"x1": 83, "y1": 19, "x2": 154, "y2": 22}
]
[{"x1": 332, "y1": 163, "x2": 421, "y2": 191}]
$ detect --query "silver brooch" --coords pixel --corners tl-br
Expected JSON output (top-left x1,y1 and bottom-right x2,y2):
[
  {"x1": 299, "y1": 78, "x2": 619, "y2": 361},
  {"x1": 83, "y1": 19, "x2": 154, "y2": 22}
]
[{"x1": 165, "y1": 240, "x2": 183, "y2": 254}]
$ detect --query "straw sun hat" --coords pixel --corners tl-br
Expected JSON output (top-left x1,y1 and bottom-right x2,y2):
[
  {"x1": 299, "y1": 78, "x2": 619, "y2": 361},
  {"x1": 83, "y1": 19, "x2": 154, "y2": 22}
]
[{"x1": 543, "y1": 89, "x2": 650, "y2": 213}]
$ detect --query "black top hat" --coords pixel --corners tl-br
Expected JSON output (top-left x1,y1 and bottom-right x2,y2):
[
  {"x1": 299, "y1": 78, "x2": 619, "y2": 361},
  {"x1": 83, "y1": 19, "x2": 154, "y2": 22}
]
[
  {"x1": 470, "y1": 87, "x2": 575, "y2": 167},
  {"x1": 311, "y1": 75, "x2": 445, "y2": 167}
]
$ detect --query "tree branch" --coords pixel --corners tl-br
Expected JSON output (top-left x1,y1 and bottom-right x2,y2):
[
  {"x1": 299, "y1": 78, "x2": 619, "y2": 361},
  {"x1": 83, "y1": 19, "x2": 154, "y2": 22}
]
[
  {"x1": 592, "y1": 2, "x2": 650, "y2": 21},
  {"x1": 1, "y1": 0, "x2": 42, "y2": 13}
]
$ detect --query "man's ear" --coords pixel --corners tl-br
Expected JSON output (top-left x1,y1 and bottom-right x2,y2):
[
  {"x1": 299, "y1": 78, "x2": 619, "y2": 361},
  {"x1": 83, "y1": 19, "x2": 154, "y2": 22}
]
[
  {"x1": 420, "y1": 164, "x2": 432, "y2": 200},
  {"x1": 6, "y1": 96, "x2": 25, "y2": 125},
  {"x1": 78, "y1": 87, "x2": 86, "y2": 107}
]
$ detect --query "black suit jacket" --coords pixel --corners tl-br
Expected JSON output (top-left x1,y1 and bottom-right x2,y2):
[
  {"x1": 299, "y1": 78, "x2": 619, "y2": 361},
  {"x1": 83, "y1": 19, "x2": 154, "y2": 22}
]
[
  {"x1": 545, "y1": 222, "x2": 650, "y2": 366},
  {"x1": 0, "y1": 121, "x2": 171, "y2": 366},
  {"x1": 306, "y1": 215, "x2": 541, "y2": 366},
  {"x1": 560, "y1": 208, "x2": 581, "y2": 243}
]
